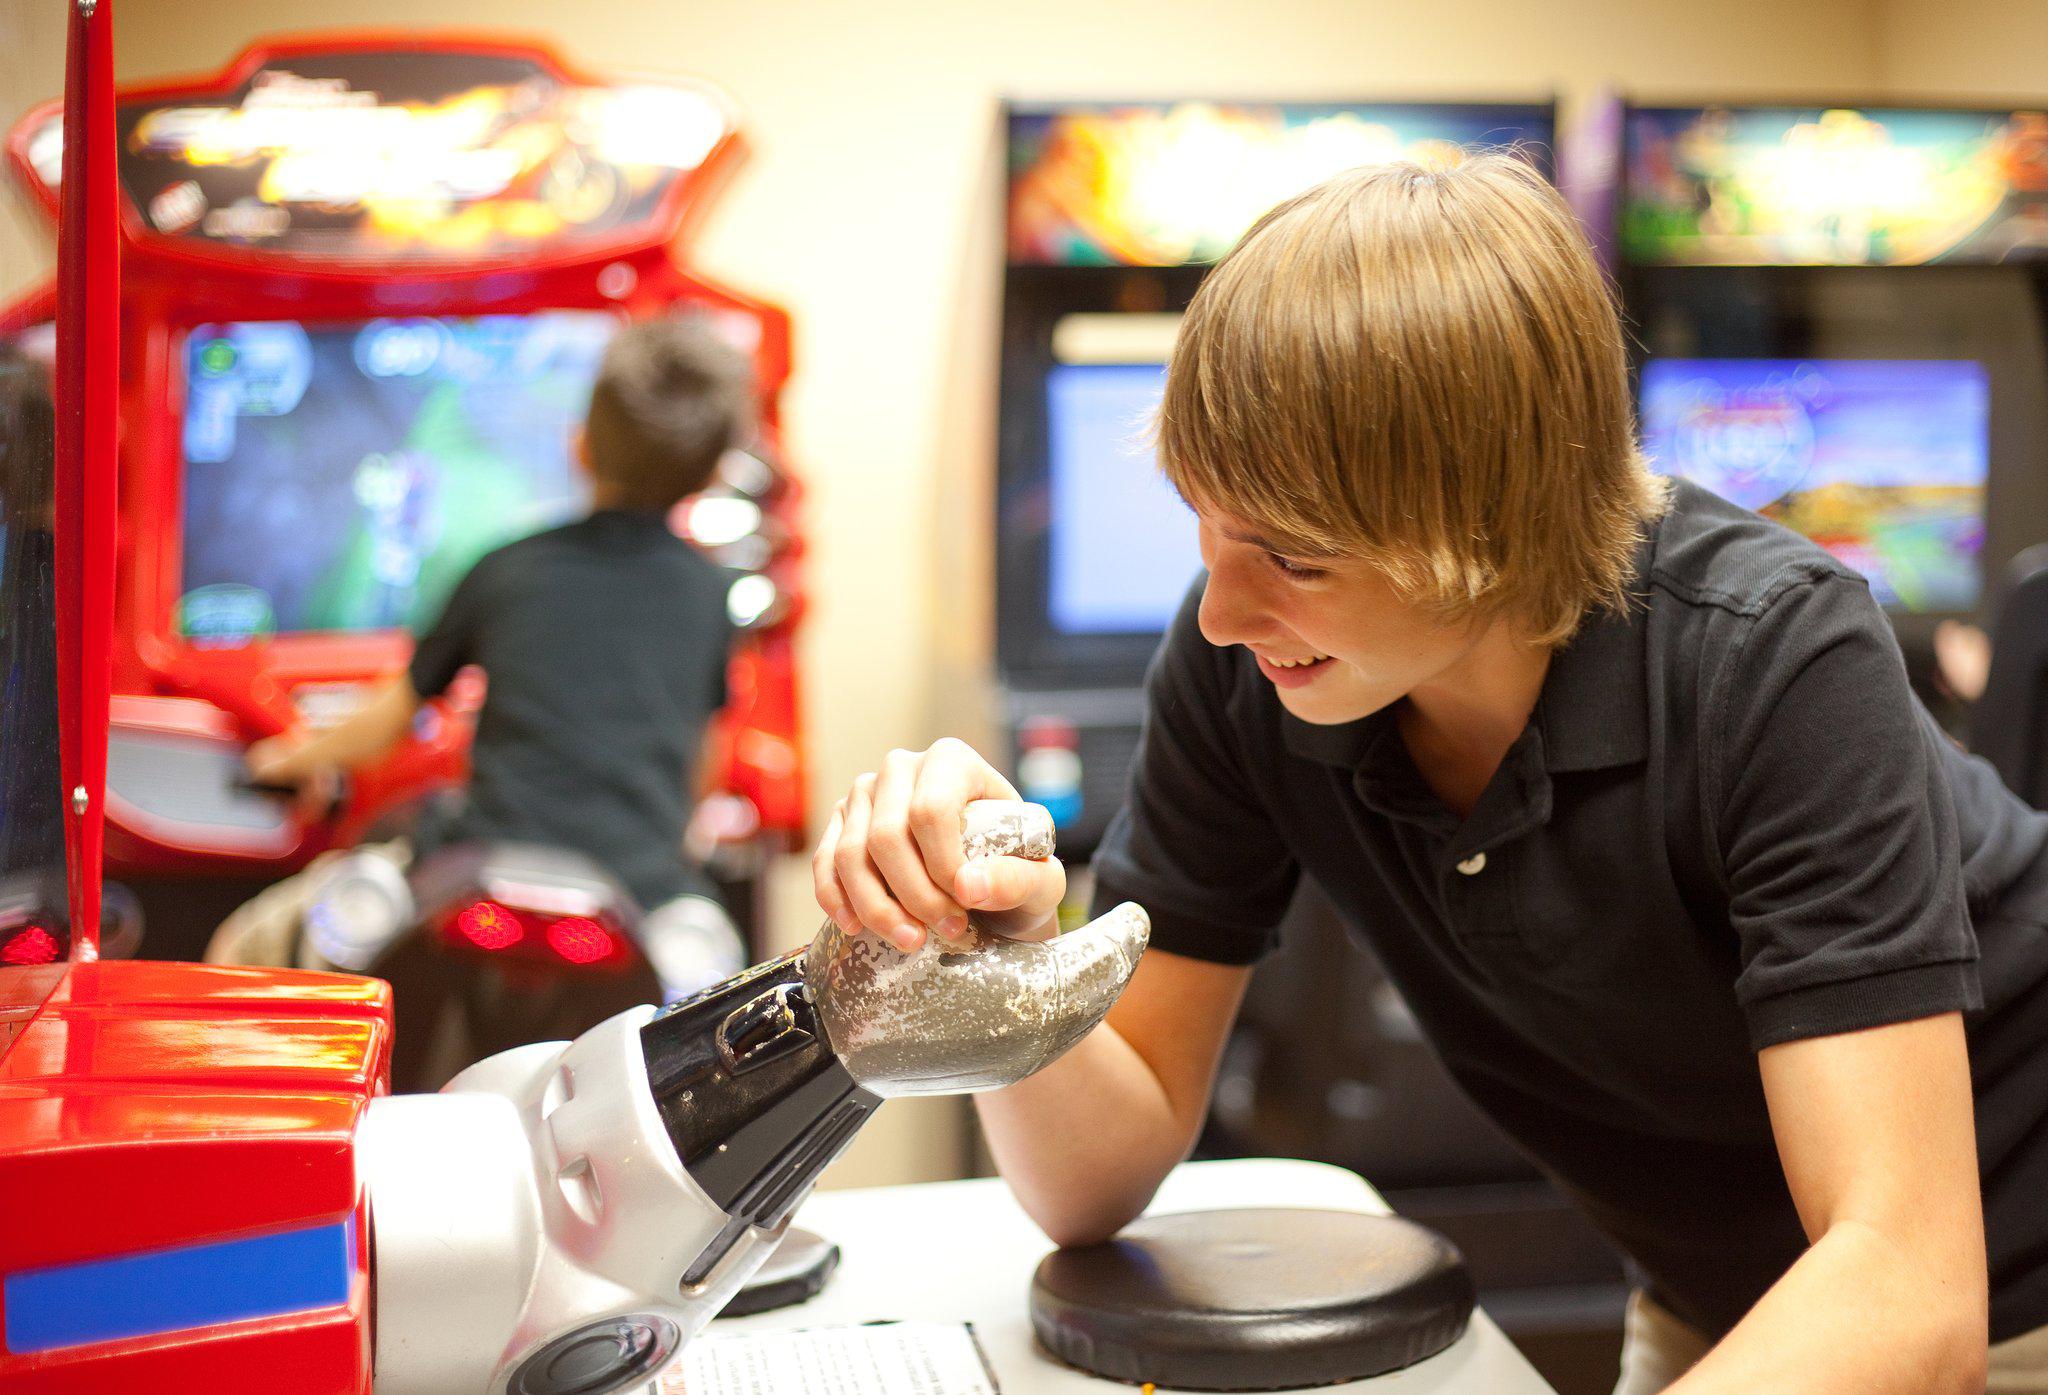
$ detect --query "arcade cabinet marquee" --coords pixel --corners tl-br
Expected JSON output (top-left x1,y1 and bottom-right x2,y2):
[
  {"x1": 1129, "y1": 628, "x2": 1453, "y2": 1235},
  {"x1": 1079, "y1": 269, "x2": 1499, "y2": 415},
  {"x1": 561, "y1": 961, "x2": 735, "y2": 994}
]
[{"x1": 1, "y1": 34, "x2": 810, "y2": 886}]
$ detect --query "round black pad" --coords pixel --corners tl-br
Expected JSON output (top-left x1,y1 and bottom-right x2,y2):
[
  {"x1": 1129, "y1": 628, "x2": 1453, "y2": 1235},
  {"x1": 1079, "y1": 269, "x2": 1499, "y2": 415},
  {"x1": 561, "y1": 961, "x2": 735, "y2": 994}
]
[
  {"x1": 720, "y1": 1227, "x2": 841, "y2": 1318},
  {"x1": 509, "y1": 1314, "x2": 679, "y2": 1395},
  {"x1": 1030, "y1": 1209, "x2": 1474, "y2": 1391}
]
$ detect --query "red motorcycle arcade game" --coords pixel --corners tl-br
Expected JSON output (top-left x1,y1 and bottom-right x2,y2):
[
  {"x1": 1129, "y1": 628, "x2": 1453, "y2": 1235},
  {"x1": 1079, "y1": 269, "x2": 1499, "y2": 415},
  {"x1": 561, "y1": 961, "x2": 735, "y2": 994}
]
[{"x1": 1, "y1": 34, "x2": 808, "y2": 953}]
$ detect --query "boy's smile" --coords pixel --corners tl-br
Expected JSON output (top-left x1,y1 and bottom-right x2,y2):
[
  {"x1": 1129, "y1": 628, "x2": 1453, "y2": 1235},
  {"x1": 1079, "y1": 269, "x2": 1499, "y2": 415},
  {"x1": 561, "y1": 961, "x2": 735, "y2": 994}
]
[
  {"x1": 1192, "y1": 503, "x2": 1489, "y2": 726},
  {"x1": 1251, "y1": 650, "x2": 1334, "y2": 688}
]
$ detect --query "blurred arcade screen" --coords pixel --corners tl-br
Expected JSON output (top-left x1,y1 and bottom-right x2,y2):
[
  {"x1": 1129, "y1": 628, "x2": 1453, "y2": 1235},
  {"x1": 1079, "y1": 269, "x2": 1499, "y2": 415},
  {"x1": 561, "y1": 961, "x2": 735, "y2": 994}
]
[
  {"x1": 1640, "y1": 358, "x2": 1990, "y2": 612},
  {"x1": 177, "y1": 310, "x2": 616, "y2": 643}
]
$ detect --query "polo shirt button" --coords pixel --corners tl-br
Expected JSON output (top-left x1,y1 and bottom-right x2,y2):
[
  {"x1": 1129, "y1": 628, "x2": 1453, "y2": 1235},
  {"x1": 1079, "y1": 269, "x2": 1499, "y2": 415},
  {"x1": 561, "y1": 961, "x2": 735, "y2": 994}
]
[{"x1": 1456, "y1": 852, "x2": 1487, "y2": 876}]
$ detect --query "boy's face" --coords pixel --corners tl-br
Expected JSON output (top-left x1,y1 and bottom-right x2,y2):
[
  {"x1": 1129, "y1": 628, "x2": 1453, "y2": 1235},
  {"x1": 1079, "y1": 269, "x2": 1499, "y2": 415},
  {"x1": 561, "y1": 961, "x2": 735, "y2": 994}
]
[{"x1": 1194, "y1": 503, "x2": 1490, "y2": 726}]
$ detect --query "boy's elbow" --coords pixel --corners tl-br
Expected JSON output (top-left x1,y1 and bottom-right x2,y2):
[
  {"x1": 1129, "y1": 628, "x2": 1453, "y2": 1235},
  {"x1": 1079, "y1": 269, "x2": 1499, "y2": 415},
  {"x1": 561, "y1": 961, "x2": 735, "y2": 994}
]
[
  {"x1": 1036, "y1": 1200, "x2": 1144, "y2": 1251},
  {"x1": 1015, "y1": 1170, "x2": 1162, "y2": 1251}
]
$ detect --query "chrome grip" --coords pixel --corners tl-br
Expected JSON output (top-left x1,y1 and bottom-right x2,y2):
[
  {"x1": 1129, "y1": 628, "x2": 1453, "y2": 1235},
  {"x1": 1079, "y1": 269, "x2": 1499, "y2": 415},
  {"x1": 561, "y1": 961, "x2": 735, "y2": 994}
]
[{"x1": 803, "y1": 799, "x2": 1148, "y2": 1097}]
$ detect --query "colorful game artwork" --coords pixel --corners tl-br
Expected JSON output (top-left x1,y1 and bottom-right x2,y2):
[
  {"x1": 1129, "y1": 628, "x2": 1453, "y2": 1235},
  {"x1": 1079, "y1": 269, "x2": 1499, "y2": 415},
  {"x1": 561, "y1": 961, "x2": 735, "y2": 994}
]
[
  {"x1": 1639, "y1": 358, "x2": 1990, "y2": 611},
  {"x1": 1624, "y1": 106, "x2": 2048, "y2": 266},
  {"x1": 1008, "y1": 103, "x2": 1552, "y2": 268}
]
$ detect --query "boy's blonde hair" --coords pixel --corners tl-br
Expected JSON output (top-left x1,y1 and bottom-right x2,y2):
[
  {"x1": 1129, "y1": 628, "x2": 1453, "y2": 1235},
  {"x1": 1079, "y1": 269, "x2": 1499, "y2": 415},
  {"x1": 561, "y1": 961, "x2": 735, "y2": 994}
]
[{"x1": 1157, "y1": 151, "x2": 1667, "y2": 645}]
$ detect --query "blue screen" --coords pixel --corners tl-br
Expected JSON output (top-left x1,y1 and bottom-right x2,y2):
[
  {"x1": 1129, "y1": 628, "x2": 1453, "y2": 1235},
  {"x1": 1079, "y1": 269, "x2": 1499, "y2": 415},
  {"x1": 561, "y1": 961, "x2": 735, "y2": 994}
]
[
  {"x1": 1046, "y1": 363, "x2": 1201, "y2": 634},
  {"x1": 179, "y1": 312, "x2": 616, "y2": 642},
  {"x1": 1639, "y1": 358, "x2": 1990, "y2": 612}
]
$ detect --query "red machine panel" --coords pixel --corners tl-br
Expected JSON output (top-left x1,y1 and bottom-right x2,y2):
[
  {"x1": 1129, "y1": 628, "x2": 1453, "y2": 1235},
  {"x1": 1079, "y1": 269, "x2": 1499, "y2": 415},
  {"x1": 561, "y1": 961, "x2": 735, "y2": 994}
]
[
  {"x1": 4, "y1": 35, "x2": 809, "y2": 881},
  {"x1": 0, "y1": 962, "x2": 392, "y2": 1393}
]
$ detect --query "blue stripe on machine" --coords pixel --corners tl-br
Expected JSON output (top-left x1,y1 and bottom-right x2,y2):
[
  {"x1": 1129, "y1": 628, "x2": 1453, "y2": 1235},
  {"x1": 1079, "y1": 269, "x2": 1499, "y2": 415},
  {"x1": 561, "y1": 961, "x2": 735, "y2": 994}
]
[{"x1": 3, "y1": 1215, "x2": 355, "y2": 1353}]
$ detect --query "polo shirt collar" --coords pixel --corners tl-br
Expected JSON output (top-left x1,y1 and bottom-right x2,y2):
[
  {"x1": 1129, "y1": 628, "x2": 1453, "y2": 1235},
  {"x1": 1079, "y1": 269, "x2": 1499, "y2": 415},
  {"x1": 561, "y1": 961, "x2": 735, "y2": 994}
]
[{"x1": 1534, "y1": 593, "x2": 1650, "y2": 773}]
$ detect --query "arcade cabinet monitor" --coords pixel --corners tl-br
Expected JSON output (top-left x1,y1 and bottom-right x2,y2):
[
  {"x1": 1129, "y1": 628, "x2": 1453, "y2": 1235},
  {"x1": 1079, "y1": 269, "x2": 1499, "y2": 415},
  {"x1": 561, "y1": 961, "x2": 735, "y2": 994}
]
[
  {"x1": 176, "y1": 312, "x2": 613, "y2": 645},
  {"x1": 1640, "y1": 357, "x2": 1991, "y2": 613}
]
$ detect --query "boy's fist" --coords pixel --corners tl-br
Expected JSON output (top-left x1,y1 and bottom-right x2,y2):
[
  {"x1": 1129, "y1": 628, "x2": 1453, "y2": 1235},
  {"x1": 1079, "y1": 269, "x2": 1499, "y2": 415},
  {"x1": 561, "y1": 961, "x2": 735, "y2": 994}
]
[{"x1": 814, "y1": 738, "x2": 1066, "y2": 953}]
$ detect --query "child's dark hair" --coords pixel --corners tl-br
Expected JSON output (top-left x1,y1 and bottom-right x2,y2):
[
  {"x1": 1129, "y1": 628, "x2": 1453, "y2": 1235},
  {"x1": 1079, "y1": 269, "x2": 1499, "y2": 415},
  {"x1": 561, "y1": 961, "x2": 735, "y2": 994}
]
[
  {"x1": 0, "y1": 346, "x2": 56, "y2": 528},
  {"x1": 584, "y1": 315, "x2": 757, "y2": 512}
]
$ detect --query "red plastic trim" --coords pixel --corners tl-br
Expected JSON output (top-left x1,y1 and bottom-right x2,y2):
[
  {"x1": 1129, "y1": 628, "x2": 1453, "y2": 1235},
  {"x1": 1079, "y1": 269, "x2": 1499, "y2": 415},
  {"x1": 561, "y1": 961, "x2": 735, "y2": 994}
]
[{"x1": 52, "y1": 0, "x2": 118, "y2": 958}]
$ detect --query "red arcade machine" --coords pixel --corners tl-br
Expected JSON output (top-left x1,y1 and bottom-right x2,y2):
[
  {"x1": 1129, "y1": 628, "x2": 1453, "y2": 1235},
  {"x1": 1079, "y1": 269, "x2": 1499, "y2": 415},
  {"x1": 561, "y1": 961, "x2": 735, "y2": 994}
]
[{"x1": 1, "y1": 34, "x2": 807, "y2": 954}]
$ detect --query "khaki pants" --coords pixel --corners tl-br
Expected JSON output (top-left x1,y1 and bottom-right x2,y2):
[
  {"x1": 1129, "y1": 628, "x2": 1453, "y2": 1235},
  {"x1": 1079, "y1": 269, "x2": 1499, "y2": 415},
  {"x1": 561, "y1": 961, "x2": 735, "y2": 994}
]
[
  {"x1": 204, "y1": 842, "x2": 408, "y2": 970},
  {"x1": 1614, "y1": 1290, "x2": 2048, "y2": 1395}
]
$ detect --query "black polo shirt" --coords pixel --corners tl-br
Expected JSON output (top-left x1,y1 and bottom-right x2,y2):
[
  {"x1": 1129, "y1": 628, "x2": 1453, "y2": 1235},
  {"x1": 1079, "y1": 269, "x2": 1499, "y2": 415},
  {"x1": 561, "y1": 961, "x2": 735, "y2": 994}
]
[
  {"x1": 409, "y1": 510, "x2": 732, "y2": 910},
  {"x1": 1092, "y1": 479, "x2": 2048, "y2": 1342}
]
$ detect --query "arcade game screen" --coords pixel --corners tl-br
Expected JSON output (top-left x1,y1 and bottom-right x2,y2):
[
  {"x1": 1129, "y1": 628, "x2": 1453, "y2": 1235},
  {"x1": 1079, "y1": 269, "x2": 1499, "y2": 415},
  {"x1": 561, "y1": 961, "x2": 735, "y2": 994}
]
[
  {"x1": 1639, "y1": 358, "x2": 1990, "y2": 612},
  {"x1": 178, "y1": 311, "x2": 617, "y2": 643},
  {"x1": 1046, "y1": 361, "x2": 1200, "y2": 634}
]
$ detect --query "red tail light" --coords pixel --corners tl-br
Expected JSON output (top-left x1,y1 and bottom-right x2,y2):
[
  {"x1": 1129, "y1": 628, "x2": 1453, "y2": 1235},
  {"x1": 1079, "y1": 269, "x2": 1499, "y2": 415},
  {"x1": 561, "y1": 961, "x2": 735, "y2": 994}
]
[
  {"x1": 437, "y1": 900, "x2": 632, "y2": 974},
  {"x1": 546, "y1": 917, "x2": 616, "y2": 966},
  {"x1": 453, "y1": 901, "x2": 523, "y2": 951},
  {"x1": 1, "y1": 924, "x2": 62, "y2": 966}
]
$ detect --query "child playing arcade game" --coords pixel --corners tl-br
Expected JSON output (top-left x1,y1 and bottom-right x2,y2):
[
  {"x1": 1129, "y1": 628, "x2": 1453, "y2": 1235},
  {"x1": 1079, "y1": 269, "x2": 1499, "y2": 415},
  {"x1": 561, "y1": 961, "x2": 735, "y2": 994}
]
[
  {"x1": 218, "y1": 317, "x2": 750, "y2": 976},
  {"x1": 818, "y1": 155, "x2": 2048, "y2": 1394}
]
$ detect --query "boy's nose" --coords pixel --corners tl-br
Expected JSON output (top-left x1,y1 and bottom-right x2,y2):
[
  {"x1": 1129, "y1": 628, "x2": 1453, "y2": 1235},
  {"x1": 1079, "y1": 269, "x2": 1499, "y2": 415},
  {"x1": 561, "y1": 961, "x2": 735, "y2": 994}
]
[{"x1": 1197, "y1": 570, "x2": 1263, "y2": 649}]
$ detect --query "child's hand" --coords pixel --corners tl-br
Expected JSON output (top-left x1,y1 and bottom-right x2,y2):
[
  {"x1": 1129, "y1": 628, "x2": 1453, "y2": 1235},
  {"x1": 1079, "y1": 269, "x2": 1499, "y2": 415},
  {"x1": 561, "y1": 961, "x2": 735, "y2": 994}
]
[
  {"x1": 813, "y1": 738, "x2": 1066, "y2": 954},
  {"x1": 245, "y1": 735, "x2": 343, "y2": 821}
]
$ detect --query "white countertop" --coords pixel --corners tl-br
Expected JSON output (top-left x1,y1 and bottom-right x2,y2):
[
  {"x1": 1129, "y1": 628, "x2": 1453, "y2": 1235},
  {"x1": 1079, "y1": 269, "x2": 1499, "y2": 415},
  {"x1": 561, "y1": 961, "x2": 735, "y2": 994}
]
[{"x1": 706, "y1": 1157, "x2": 1557, "y2": 1393}]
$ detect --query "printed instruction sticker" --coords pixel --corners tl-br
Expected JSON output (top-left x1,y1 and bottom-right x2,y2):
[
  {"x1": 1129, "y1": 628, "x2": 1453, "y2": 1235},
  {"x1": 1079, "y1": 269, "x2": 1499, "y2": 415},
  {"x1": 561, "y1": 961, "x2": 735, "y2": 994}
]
[{"x1": 658, "y1": 1321, "x2": 1000, "y2": 1395}]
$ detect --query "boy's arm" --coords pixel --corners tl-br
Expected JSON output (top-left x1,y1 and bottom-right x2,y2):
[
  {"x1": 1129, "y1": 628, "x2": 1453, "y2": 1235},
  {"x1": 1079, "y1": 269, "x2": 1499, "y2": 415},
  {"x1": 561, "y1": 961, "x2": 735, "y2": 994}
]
[
  {"x1": 1664, "y1": 1012, "x2": 1987, "y2": 1395},
  {"x1": 974, "y1": 944, "x2": 1252, "y2": 1246},
  {"x1": 253, "y1": 539, "x2": 489, "y2": 806},
  {"x1": 246, "y1": 673, "x2": 423, "y2": 810}
]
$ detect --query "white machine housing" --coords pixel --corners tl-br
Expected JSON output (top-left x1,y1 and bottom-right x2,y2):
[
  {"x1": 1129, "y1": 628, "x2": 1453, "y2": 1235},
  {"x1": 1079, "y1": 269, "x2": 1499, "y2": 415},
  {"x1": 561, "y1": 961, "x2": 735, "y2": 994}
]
[{"x1": 360, "y1": 1007, "x2": 783, "y2": 1395}]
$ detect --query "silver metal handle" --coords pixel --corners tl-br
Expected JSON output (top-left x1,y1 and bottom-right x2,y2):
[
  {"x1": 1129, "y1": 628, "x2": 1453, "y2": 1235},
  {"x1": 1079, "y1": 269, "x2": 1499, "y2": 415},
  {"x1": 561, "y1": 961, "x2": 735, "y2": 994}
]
[{"x1": 805, "y1": 798, "x2": 1149, "y2": 1097}]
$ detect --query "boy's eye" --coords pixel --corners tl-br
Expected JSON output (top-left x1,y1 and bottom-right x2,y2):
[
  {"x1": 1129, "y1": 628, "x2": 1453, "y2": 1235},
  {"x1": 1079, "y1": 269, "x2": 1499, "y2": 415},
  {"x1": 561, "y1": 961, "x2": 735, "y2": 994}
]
[{"x1": 1265, "y1": 552, "x2": 1326, "y2": 581}]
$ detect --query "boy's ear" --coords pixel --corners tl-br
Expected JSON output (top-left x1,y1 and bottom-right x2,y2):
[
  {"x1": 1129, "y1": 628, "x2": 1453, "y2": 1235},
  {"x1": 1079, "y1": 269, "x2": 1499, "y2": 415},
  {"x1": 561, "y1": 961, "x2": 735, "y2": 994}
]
[{"x1": 571, "y1": 428, "x2": 592, "y2": 478}]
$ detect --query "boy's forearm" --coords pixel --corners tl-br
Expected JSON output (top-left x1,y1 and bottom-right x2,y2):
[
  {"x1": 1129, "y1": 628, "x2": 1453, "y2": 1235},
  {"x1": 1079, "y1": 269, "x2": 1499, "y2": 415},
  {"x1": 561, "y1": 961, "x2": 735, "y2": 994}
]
[
  {"x1": 279, "y1": 674, "x2": 422, "y2": 774},
  {"x1": 973, "y1": 1020, "x2": 1191, "y2": 1248},
  {"x1": 1667, "y1": 1220, "x2": 1987, "y2": 1395}
]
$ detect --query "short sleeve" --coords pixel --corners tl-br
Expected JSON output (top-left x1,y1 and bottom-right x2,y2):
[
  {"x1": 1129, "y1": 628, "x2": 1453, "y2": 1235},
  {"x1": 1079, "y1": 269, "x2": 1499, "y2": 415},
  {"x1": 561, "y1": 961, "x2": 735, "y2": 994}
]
[
  {"x1": 1708, "y1": 567, "x2": 1981, "y2": 1049},
  {"x1": 1089, "y1": 581, "x2": 1299, "y2": 965},
  {"x1": 408, "y1": 552, "x2": 494, "y2": 699}
]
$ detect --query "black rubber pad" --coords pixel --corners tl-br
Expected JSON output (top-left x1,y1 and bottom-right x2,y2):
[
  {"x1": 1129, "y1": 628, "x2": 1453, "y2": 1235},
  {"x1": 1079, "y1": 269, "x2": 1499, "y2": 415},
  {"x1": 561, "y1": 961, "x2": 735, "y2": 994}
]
[{"x1": 1030, "y1": 1209, "x2": 1474, "y2": 1390}]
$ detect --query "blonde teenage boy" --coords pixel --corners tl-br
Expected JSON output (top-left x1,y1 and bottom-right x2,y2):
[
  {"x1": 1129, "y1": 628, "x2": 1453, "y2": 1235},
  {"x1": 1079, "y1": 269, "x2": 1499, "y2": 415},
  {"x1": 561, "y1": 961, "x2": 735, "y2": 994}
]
[{"x1": 817, "y1": 155, "x2": 2048, "y2": 1394}]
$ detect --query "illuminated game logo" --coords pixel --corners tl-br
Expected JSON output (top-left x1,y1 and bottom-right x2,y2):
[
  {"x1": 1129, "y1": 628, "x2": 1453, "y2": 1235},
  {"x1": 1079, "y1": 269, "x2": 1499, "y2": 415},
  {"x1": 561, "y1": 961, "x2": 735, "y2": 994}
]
[
  {"x1": 19, "y1": 46, "x2": 737, "y2": 262},
  {"x1": 176, "y1": 583, "x2": 276, "y2": 649},
  {"x1": 1007, "y1": 102, "x2": 1552, "y2": 267},
  {"x1": 1656, "y1": 369, "x2": 1818, "y2": 512},
  {"x1": 1624, "y1": 106, "x2": 2048, "y2": 266}
]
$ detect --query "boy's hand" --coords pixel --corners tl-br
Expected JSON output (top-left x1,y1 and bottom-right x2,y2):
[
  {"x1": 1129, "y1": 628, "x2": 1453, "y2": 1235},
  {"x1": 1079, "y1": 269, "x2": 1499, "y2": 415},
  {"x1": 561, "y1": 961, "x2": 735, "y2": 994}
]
[
  {"x1": 814, "y1": 738, "x2": 1066, "y2": 954},
  {"x1": 245, "y1": 735, "x2": 343, "y2": 821}
]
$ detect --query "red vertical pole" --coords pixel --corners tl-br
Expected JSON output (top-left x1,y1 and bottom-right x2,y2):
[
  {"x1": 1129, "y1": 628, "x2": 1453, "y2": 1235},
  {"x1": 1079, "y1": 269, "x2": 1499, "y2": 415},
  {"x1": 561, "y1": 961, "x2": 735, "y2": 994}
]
[{"x1": 52, "y1": 0, "x2": 117, "y2": 958}]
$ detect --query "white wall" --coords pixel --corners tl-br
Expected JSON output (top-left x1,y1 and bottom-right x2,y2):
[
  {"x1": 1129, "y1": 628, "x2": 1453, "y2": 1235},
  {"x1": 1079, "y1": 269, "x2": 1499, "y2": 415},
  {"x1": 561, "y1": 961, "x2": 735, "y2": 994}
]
[
  {"x1": 0, "y1": 2, "x2": 68, "y2": 301},
  {"x1": 1878, "y1": 0, "x2": 2048, "y2": 99}
]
